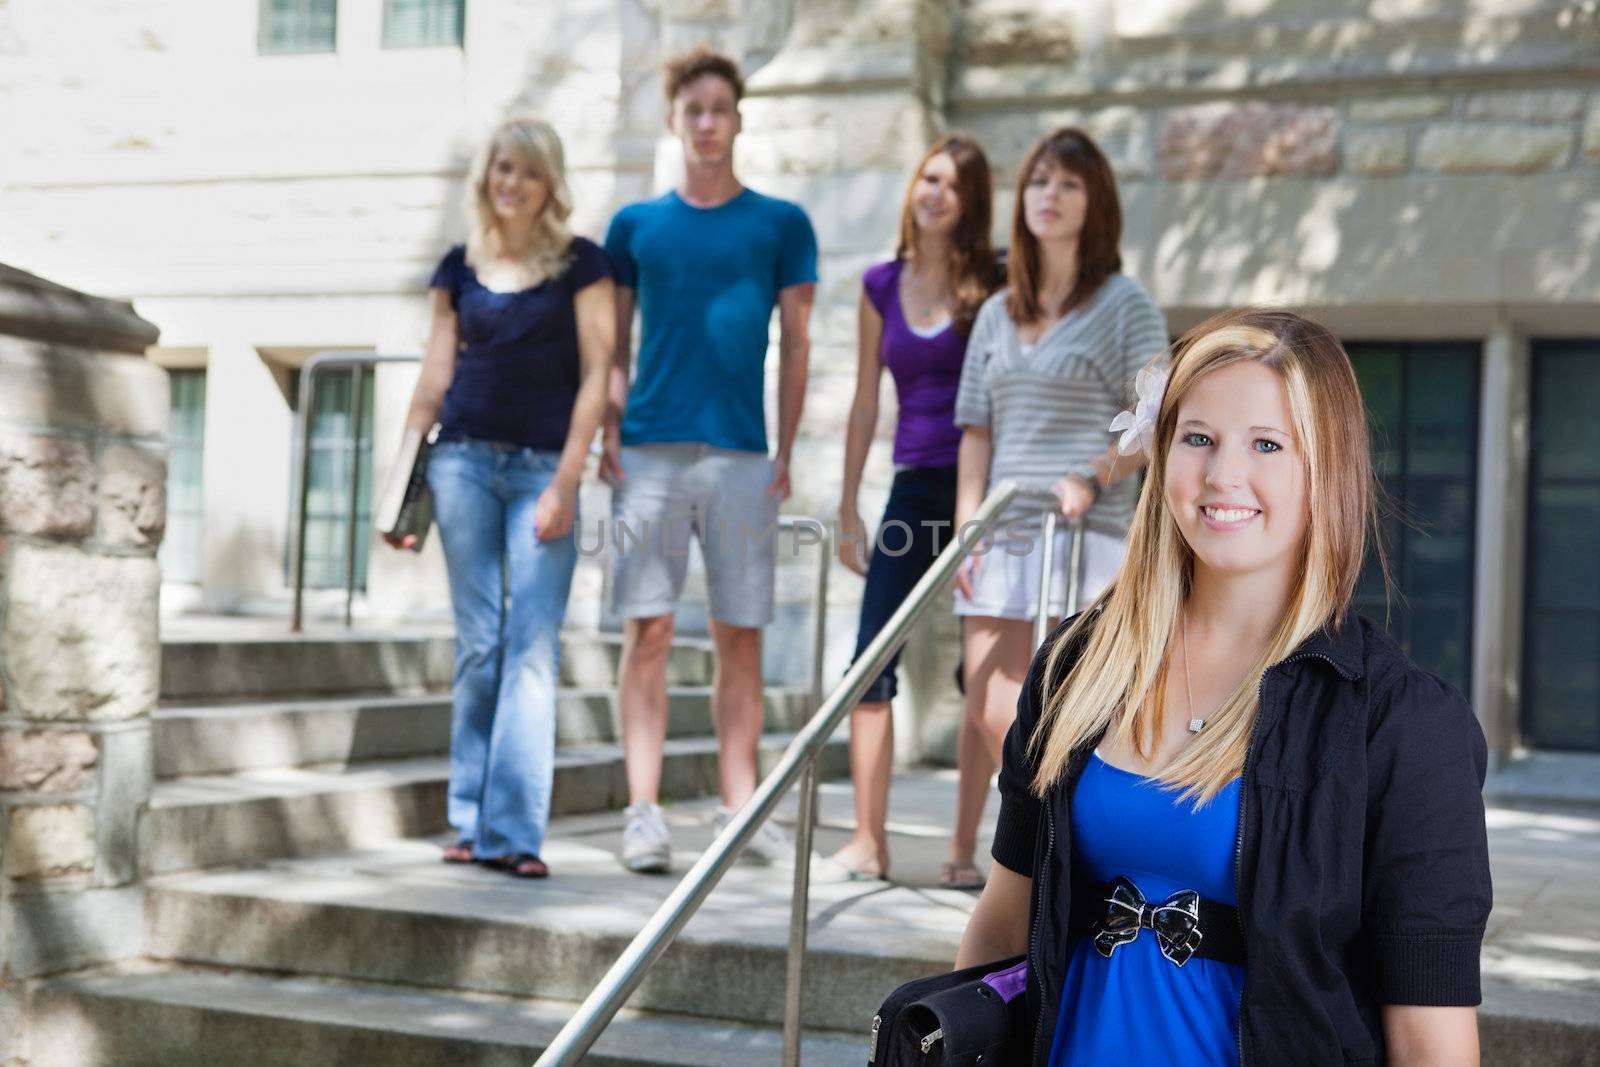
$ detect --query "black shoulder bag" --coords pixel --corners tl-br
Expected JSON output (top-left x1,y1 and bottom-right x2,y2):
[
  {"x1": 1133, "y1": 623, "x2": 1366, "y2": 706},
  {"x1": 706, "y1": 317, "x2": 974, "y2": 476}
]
[{"x1": 868, "y1": 953, "x2": 1029, "y2": 1066}]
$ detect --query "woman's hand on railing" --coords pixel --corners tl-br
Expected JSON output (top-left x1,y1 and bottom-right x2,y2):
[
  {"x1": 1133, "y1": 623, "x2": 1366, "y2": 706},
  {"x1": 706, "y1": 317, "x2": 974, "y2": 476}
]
[
  {"x1": 837, "y1": 506, "x2": 869, "y2": 576},
  {"x1": 1051, "y1": 474, "x2": 1096, "y2": 521},
  {"x1": 534, "y1": 479, "x2": 578, "y2": 542},
  {"x1": 954, "y1": 554, "x2": 981, "y2": 601}
]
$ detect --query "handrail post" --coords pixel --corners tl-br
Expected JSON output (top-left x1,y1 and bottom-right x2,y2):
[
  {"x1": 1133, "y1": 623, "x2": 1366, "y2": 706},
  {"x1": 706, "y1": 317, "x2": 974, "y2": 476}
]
[
  {"x1": 1065, "y1": 518, "x2": 1085, "y2": 617},
  {"x1": 781, "y1": 518, "x2": 832, "y2": 1067},
  {"x1": 290, "y1": 365, "x2": 318, "y2": 633},
  {"x1": 286, "y1": 352, "x2": 421, "y2": 633},
  {"x1": 1034, "y1": 509, "x2": 1059, "y2": 649},
  {"x1": 343, "y1": 366, "x2": 365, "y2": 629}
]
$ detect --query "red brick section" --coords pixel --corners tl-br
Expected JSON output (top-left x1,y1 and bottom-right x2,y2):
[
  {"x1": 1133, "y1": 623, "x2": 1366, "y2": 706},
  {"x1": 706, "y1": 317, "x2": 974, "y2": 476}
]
[
  {"x1": 1159, "y1": 102, "x2": 1338, "y2": 180},
  {"x1": 0, "y1": 730, "x2": 98, "y2": 792}
]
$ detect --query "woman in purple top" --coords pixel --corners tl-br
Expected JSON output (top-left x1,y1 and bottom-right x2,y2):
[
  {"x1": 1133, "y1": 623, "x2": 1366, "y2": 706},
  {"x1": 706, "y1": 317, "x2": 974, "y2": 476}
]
[{"x1": 828, "y1": 134, "x2": 1000, "y2": 883}]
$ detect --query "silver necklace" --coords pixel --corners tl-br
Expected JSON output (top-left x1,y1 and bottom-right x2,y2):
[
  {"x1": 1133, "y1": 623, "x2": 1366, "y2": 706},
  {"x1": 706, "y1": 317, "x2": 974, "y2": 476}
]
[{"x1": 1181, "y1": 613, "x2": 1206, "y2": 733}]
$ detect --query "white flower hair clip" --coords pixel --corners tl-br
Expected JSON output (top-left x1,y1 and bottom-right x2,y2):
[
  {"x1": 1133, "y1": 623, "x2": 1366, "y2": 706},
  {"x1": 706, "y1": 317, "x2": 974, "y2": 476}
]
[{"x1": 1108, "y1": 360, "x2": 1170, "y2": 458}]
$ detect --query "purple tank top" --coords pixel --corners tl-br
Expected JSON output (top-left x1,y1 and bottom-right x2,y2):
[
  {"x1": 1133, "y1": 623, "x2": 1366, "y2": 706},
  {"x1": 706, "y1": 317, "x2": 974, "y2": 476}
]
[{"x1": 863, "y1": 258, "x2": 967, "y2": 468}]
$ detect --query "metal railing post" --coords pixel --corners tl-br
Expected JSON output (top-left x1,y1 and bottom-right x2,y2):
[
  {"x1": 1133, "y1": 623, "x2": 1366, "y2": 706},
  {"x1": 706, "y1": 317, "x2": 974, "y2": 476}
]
[
  {"x1": 1065, "y1": 517, "x2": 1085, "y2": 617},
  {"x1": 781, "y1": 518, "x2": 831, "y2": 1067},
  {"x1": 290, "y1": 369, "x2": 318, "y2": 634},
  {"x1": 1034, "y1": 509, "x2": 1059, "y2": 650},
  {"x1": 342, "y1": 367, "x2": 365, "y2": 629},
  {"x1": 286, "y1": 352, "x2": 421, "y2": 633},
  {"x1": 533, "y1": 484, "x2": 1037, "y2": 1067}
]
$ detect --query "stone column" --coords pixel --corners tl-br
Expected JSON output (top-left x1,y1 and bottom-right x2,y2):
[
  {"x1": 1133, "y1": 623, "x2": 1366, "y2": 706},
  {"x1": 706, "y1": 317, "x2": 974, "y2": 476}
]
[{"x1": 0, "y1": 264, "x2": 163, "y2": 1060}]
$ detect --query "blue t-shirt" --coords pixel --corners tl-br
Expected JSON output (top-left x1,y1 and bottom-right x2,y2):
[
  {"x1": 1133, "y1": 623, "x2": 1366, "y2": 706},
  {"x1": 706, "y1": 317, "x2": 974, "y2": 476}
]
[
  {"x1": 1048, "y1": 752, "x2": 1245, "y2": 1067},
  {"x1": 604, "y1": 189, "x2": 818, "y2": 453},
  {"x1": 429, "y1": 237, "x2": 612, "y2": 451}
]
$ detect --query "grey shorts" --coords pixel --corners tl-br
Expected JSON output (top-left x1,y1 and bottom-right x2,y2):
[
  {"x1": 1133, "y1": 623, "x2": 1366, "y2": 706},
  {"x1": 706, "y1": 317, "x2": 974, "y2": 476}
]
[{"x1": 609, "y1": 443, "x2": 779, "y2": 629}]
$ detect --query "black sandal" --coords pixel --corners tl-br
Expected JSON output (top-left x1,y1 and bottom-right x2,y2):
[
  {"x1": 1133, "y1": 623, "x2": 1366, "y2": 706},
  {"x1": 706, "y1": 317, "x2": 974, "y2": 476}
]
[
  {"x1": 442, "y1": 840, "x2": 475, "y2": 864},
  {"x1": 483, "y1": 853, "x2": 549, "y2": 879}
]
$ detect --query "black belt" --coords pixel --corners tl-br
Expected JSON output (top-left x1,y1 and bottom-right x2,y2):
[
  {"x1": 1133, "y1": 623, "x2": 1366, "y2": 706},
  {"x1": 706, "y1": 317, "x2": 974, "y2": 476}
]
[{"x1": 1069, "y1": 876, "x2": 1245, "y2": 967}]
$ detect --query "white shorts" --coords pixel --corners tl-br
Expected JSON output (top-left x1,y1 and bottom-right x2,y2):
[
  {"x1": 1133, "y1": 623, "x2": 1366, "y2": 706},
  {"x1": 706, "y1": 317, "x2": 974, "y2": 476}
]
[{"x1": 954, "y1": 523, "x2": 1126, "y2": 621}]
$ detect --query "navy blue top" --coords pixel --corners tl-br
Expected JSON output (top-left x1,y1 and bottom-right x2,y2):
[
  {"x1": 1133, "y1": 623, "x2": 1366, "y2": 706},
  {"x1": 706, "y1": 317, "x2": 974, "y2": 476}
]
[
  {"x1": 429, "y1": 237, "x2": 612, "y2": 451},
  {"x1": 603, "y1": 189, "x2": 817, "y2": 454},
  {"x1": 1048, "y1": 752, "x2": 1244, "y2": 1067}
]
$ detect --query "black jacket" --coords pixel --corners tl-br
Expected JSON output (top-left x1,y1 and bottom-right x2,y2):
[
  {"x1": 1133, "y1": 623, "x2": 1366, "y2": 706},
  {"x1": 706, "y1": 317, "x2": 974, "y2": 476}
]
[{"x1": 990, "y1": 613, "x2": 1491, "y2": 1066}]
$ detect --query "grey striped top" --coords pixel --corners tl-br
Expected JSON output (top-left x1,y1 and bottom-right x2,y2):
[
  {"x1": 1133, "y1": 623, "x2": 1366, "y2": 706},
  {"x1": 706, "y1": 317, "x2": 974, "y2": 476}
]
[{"x1": 954, "y1": 274, "x2": 1169, "y2": 538}]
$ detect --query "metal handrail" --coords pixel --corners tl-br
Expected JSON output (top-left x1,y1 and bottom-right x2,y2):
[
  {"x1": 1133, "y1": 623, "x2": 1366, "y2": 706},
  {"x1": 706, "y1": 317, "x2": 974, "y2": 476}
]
[
  {"x1": 535, "y1": 481, "x2": 1083, "y2": 1066},
  {"x1": 289, "y1": 351, "x2": 421, "y2": 632}
]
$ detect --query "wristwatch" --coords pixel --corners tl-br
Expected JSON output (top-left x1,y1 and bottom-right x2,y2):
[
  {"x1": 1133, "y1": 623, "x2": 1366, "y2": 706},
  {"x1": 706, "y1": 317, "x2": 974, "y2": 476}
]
[{"x1": 1069, "y1": 463, "x2": 1103, "y2": 505}]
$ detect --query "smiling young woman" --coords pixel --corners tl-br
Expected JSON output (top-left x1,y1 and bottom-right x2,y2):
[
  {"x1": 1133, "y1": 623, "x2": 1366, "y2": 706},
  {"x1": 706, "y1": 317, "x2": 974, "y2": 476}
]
[{"x1": 955, "y1": 308, "x2": 1490, "y2": 1067}]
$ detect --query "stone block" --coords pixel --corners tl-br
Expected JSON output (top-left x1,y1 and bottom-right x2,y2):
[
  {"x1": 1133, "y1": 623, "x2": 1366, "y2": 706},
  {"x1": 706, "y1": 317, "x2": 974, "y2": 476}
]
[
  {"x1": 1159, "y1": 103, "x2": 1338, "y2": 180},
  {"x1": 0, "y1": 981, "x2": 20, "y2": 1064},
  {"x1": 1347, "y1": 95, "x2": 1450, "y2": 123},
  {"x1": 92, "y1": 725, "x2": 150, "y2": 888},
  {"x1": 0, "y1": 729, "x2": 97, "y2": 792},
  {"x1": 1465, "y1": 90, "x2": 1584, "y2": 123},
  {"x1": 664, "y1": 0, "x2": 733, "y2": 18},
  {"x1": 4, "y1": 804, "x2": 95, "y2": 880},
  {"x1": 87, "y1": 352, "x2": 168, "y2": 440},
  {"x1": 1, "y1": 884, "x2": 144, "y2": 976},
  {"x1": 958, "y1": 2, "x2": 1077, "y2": 65},
  {"x1": 0, "y1": 339, "x2": 166, "y2": 439},
  {"x1": 1345, "y1": 126, "x2": 1408, "y2": 176},
  {"x1": 1416, "y1": 123, "x2": 1574, "y2": 173},
  {"x1": 835, "y1": 95, "x2": 929, "y2": 172},
  {"x1": 0, "y1": 432, "x2": 94, "y2": 539},
  {"x1": 95, "y1": 442, "x2": 166, "y2": 549},
  {"x1": 3, "y1": 543, "x2": 159, "y2": 722}
]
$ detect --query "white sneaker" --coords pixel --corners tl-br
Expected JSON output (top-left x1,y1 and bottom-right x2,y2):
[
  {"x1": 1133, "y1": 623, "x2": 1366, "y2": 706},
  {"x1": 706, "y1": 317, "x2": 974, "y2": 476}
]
[
  {"x1": 621, "y1": 802, "x2": 671, "y2": 873},
  {"x1": 714, "y1": 805, "x2": 799, "y2": 867}
]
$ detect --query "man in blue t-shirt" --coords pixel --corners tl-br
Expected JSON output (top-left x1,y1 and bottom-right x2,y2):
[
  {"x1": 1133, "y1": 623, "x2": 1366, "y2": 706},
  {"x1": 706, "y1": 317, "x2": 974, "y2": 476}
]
[{"x1": 602, "y1": 45, "x2": 818, "y2": 874}]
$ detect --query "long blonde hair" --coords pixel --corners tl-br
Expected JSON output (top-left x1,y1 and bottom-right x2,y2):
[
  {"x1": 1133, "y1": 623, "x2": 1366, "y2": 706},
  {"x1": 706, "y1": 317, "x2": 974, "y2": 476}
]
[
  {"x1": 1031, "y1": 308, "x2": 1381, "y2": 803},
  {"x1": 464, "y1": 116, "x2": 574, "y2": 281}
]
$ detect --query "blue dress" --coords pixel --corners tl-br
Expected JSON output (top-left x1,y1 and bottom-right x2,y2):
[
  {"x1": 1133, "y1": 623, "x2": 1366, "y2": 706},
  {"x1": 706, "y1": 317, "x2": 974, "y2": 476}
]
[{"x1": 1047, "y1": 751, "x2": 1245, "y2": 1066}]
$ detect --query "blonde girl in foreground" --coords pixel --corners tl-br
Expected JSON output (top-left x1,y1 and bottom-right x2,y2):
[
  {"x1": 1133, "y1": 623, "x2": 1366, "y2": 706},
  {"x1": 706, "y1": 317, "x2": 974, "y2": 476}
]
[{"x1": 956, "y1": 307, "x2": 1489, "y2": 1066}]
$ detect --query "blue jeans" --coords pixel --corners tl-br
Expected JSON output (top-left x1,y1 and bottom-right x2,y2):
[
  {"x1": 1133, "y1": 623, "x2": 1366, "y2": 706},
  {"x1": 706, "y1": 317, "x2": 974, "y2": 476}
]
[{"x1": 426, "y1": 439, "x2": 577, "y2": 860}]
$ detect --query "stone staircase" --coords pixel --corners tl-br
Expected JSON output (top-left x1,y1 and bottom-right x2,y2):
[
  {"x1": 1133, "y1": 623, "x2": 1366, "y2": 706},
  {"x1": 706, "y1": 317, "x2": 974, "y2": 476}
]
[
  {"x1": 23, "y1": 625, "x2": 879, "y2": 1066},
  {"x1": 141, "y1": 630, "x2": 823, "y2": 876},
  {"x1": 21, "y1": 628, "x2": 1600, "y2": 1066}
]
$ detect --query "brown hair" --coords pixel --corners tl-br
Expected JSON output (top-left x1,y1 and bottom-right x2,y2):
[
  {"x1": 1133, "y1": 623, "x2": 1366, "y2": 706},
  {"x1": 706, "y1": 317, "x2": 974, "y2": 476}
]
[
  {"x1": 1005, "y1": 127, "x2": 1122, "y2": 325},
  {"x1": 663, "y1": 45, "x2": 744, "y2": 103},
  {"x1": 1031, "y1": 307, "x2": 1384, "y2": 803},
  {"x1": 894, "y1": 134, "x2": 1000, "y2": 335}
]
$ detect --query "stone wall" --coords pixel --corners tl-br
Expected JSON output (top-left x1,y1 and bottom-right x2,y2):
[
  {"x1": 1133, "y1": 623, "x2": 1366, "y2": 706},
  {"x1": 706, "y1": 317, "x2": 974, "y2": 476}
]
[
  {"x1": 0, "y1": 266, "x2": 163, "y2": 1062},
  {"x1": 0, "y1": 0, "x2": 1595, "y2": 760}
]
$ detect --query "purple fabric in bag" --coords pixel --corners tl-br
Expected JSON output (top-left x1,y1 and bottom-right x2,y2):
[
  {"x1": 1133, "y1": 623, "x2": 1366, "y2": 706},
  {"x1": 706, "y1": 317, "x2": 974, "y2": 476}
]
[{"x1": 981, "y1": 959, "x2": 1028, "y2": 1003}]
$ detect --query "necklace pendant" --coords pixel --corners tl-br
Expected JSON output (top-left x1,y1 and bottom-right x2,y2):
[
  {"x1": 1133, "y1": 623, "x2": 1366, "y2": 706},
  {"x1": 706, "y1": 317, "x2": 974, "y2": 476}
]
[{"x1": 1188, "y1": 718, "x2": 1206, "y2": 734}]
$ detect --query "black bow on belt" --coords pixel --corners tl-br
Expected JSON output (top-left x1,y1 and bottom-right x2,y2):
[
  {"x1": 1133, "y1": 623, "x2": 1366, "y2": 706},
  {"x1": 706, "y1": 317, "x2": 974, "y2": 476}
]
[{"x1": 1090, "y1": 876, "x2": 1204, "y2": 967}]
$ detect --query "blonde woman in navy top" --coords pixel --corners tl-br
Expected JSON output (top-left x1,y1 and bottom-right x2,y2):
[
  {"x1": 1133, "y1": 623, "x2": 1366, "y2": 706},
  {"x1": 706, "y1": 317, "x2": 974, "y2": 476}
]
[
  {"x1": 388, "y1": 117, "x2": 614, "y2": 879},
  {"x1": 827, "y1": 134, "x2": 1000, "y2": 884}
]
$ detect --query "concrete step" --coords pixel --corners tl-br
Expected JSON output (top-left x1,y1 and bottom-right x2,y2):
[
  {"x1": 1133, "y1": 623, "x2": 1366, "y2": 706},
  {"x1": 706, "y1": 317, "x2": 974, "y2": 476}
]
[
  {"x1": 160, "y1": 630, "x2": 715, "y2": 702},
  {"x1": 140, "y1": 733, "x2": 847, "y2": 876},
  {"x1": 153, "y1": 686, "x2": 812, "y2": 778},
  {"x1": 28, "y1": 965, "x2": 866, "y2": 1067},
  {"x1": 145, "y1": 797, "x2": 970, "y2": 1035}
]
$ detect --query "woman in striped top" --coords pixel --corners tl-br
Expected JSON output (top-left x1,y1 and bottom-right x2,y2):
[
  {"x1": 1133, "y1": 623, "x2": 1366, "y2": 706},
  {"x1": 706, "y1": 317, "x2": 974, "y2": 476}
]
[{"x1": 944, "y1": 127, "x2": 1169, "y2": 889}]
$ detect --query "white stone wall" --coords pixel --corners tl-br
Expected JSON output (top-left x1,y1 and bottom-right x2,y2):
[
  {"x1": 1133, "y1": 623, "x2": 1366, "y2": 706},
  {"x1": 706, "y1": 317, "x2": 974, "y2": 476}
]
[{"x1": 2, "y1": 0, "x2": 1596, "y2": 757}]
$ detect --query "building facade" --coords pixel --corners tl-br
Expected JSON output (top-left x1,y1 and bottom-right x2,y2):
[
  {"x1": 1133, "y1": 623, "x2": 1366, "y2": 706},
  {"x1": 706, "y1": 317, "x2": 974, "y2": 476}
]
[{"x1": 2, "y1": 0, "x2": 1597, "y2": 766}]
